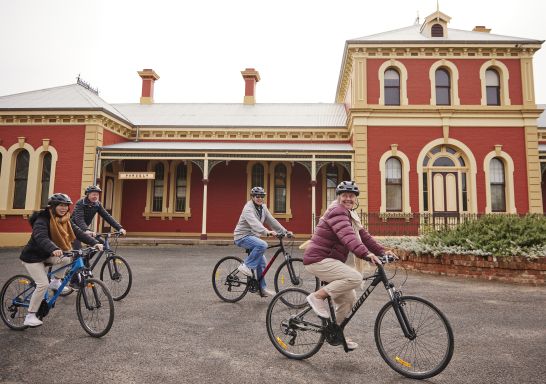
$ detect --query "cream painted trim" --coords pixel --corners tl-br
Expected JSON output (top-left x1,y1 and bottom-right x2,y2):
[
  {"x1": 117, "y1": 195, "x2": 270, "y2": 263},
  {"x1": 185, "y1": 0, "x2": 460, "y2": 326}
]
[
  {"x1": 33, "y1": 144, "x2": 58, "y2": 209},
  {"x1": 479, "y1": 60, "x2": 511, "y2": 106},
  {"x1": 246, "y1": 161, "x2": 270, "y2": 196},
  {"x1": 0, "y1": 233, "x2": 30, "y2": 247},
  {"x1": 483, "y1": 150, "x2": 516, "y2": 213},
  {"x1": 429, "y1": 60, "x2": 460, "y2": 106},
  {"x1": 144, "y1": 160, "x2": 169, "y2": 218},
  {"x1": 269, "y1": 161, "x2": 292, "y2": 219},
  {"x1": 417, "y1": 138, "x2": 477, "y2": 213},
  {"x1": 0, "y1": 146, "x2": 8, "y2": 210},
  {"x1": 168, "y1": 161, "x2": 192, "y2": 218},
  {"x1": 379, "y1": 149, "x2": 411, "y2": 213},
  {"x1": 378, "y1": 59, "x2": 409, "y2": 106}
]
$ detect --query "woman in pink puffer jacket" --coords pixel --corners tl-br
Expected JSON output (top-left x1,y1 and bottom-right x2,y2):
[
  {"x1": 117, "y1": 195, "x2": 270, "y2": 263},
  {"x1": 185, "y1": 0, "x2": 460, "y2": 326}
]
[{"x1": 304, "y1": 181, "x2": 395, "y2": 350}]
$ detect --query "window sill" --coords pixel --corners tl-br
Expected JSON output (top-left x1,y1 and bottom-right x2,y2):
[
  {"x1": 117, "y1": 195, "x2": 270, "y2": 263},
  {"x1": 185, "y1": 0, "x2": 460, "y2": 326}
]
[
  {"x1": 143, "y1": 211, "x2": 192, "y2": 220},
  {"x1": 378, "y1": 211, "x2": 414, "y2": 222},
  {"x1": 0, "y1": 210, "x2": 35, "y2": 219},
  {"x1": 272, "y1": 212, "x2": 293, "y2": 221}
]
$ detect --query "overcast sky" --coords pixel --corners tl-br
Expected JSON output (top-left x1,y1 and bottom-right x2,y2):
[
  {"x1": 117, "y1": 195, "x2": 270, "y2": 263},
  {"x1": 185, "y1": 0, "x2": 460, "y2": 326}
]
[{"x1": 1, "y1": 0, "x2": 545, "y2": 104}]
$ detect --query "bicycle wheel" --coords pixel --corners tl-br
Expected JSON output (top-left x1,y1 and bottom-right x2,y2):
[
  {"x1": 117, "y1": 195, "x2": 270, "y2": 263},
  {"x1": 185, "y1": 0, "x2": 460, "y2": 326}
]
[
  {"x1": 0, "y1": 275, "x2": 35, "y2": 330},
  {"x1": 274, "y1": 257, "x2": 319, "y2": 293},
  {"x1": 76, "y1": 278, "x2": 114, "y2": 338},
  {"x1": 266, "y1": 287, "x2": 326, "y2": 360},
  {"x1": 212, "y1": 256, "x2": 250, "y2": 303},
  {"x1": 99, "y1": 254, "x2": 132, "y2": 301},
  {"x1": 374, "y1": 295, "x2": 454, "y2": 379}
]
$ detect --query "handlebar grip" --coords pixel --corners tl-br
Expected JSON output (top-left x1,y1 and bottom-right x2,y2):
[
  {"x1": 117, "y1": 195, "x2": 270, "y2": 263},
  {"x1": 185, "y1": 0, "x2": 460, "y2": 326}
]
[{"x1": 380, "y1": 255, "x2": 397, "y2": 264}]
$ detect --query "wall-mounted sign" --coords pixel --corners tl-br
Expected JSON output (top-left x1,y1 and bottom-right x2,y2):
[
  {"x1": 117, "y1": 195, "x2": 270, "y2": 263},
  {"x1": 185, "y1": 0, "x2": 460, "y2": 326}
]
[{"x1": 118, "y1": 172, "x2": 156, "y2": 180}]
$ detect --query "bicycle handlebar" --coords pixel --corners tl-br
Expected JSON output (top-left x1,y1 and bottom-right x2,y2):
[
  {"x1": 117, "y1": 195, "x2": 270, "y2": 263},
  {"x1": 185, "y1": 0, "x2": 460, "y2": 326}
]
[{"x1": 379, "y1": 254, "x2": 397, "y2": 264}]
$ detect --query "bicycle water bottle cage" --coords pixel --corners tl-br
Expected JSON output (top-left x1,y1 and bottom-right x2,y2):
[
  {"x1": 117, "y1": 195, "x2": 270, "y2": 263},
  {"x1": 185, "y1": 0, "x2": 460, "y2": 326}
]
[{"x1": 36, "y1": 299, "x2": 50, "y2": 319}]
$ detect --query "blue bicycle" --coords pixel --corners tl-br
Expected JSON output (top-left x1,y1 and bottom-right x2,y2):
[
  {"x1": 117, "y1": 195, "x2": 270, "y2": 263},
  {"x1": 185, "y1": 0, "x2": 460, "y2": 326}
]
[{"x1": 0, "y1": 248, "x2": 115, "y2": 337}]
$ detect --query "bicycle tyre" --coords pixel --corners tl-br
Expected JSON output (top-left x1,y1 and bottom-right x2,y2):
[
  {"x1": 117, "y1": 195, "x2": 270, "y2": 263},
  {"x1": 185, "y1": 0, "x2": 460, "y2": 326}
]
[
  {"x1": 76, "y1": 278, "x2": 115, "y2": 338},
  {"x1": 99, "y1": 254, "x2": 132, "y2": 301},
  {"x1": 374, "y1": 295, "x2": 454, "y2": 379},
  {"x1": 0, "y1": 275, "x2": 35, "y2": 330},
  {"x1": 212, "y1": 256, "x2": 249, "y2": 303},
  {"x1": 266, "y1": 287, "x2": 325, "y2": 360},
  {"x1": 274, "y1": 257, "x2": 319, "y2": 294}
]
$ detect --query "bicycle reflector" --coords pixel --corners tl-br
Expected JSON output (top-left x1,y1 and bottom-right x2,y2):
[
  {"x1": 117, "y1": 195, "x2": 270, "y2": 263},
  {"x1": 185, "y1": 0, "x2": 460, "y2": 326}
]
[
  {"x1": 395, "y1": 356, "x2": 412, "y2": 367},
  {"x1": 276, "y1": 337, "x2": 288, "y2": 350}
]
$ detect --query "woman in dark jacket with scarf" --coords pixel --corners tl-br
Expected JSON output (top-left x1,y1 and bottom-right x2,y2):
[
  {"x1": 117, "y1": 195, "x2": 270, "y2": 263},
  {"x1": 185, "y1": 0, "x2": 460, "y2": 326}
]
[
  {"x1": 303, "y1": 181, "x2": 396, "y2": 350},
  {"x1": 20, "y1": 193, "x2": 103, "y2": 327}
]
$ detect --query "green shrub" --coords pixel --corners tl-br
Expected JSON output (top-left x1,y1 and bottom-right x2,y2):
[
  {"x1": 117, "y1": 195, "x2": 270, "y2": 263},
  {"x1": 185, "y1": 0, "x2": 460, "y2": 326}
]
[{"x1": 420, "y1": 214, "x2": 546, "y2": 257}]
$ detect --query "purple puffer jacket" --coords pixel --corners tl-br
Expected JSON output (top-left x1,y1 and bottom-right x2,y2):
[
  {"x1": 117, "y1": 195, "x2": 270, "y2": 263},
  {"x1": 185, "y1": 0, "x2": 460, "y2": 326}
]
[{"x1": 303, "y1": 204, "x2": 384, "y2": 265}]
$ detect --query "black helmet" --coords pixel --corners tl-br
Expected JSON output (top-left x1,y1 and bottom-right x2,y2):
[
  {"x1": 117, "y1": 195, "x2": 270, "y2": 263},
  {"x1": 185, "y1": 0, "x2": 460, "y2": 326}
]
[
  {"x1": 48, "y1": 193, "x2": 73, "y2": 206},
  {"x1": 335, "y1": 181, "x2": 360, "y2": 196},
  {"x1": 250, "y1": 186, "x2": 266, "y2": 196},
  {"x1": 85, "y1": 185, "x2": 102, "y2": 195}
]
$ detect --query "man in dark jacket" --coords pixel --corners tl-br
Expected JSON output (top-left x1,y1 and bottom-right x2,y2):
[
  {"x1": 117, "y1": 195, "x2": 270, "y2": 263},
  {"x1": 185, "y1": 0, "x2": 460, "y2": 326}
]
[{"x1": 71, "y1": 185, "x2": 126, "y2": 248}]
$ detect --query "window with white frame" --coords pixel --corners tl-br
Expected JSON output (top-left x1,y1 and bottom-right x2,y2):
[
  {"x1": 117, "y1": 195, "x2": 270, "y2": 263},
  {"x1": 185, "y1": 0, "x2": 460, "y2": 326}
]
[
  {"x1": 435, "y1": 68, "x2": 451, "y2": 105},
  {"x1": 385, "y1": 157, "x2": 402, "y2": 211},
  {"x1": 384, "y1": 68, "x2": 400, "y2": 106},
  {"x1": 174, "y1": 162, "x2": 187, "y2": 212},
  {"x1": 486, "y1": 69, "x2": 500, "y2": 106},
  {"x1": 490, "y1": 157, "x2": 506, "y2": 212},
  {"x1": 273, "y1": 163, "x2": 287, "y2": 213},
  {"x1": 152, "y1": 163, "x2": 165, "y2": 212}
]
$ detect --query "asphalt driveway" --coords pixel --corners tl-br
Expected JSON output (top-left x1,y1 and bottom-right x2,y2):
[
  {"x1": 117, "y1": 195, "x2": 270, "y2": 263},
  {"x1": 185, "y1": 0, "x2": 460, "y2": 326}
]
[{"x1": 0, "y1": 245, "x2": 545, "y2": 384}]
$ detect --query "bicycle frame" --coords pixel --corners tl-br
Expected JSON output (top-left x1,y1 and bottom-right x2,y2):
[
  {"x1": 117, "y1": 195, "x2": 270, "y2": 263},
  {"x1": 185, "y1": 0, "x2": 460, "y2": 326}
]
[
  {"x1": 43, "y1": 255, "x2": 87, "y2": 307},
  {"x1": 248, "y1": 236, "x2": 300, "y2": 286},
  {"x1": 86, "y1": 233, "x2": 123, "y2": 280}
]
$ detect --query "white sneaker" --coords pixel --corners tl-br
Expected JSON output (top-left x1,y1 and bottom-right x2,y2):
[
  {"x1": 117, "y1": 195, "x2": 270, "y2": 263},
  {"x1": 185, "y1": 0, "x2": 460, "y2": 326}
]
[
  {"x1": 24, "y1": 313, "x2": 43, "y2": 327},
  {"x1": 260, "y1": 288, "x2": 276, "y2": 297},
  {"x1": 346, "y1": 338, "x2": 358, "y2": 350},
  {"x1": 237, "y1": 263, "x2": 252, "y2": 277},
  {"x1": 306, "y1": 293, "x2": 330, "y2": 318},
  {"x1": 49, "y1": 278, "x2": 70, "y2": 294}
]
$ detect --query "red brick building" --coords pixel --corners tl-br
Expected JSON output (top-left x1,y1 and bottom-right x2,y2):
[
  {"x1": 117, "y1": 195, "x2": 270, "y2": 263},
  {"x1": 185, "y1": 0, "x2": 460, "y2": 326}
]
[{"x1": 0, "y1": 10, "x2": 544, "y2": 245}]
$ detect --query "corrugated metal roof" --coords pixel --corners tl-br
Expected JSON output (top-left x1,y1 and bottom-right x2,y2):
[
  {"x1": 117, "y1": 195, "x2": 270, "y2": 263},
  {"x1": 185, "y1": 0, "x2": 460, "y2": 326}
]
[
  {"x1": 0, "y1": 84, "x2": 130, "y2": 123},
  {"x1": 348, "y1": 25, "x2": 543, "y2": 44},
  {"x1": 100, "y1": 141, "x2": 353, "y2": 152},
  {"x1": 112, "y1": 103, "x2": 347, "y2": 128},
  {"x1": 537, "y1": 105, "x2": 546, "y2": 128}
]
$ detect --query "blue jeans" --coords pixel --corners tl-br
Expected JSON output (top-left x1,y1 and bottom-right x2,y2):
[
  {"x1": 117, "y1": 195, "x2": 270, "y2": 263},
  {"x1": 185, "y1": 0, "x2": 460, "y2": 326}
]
[{"x1": 234, "y1": 235, "x2": 268, "y2": 289}]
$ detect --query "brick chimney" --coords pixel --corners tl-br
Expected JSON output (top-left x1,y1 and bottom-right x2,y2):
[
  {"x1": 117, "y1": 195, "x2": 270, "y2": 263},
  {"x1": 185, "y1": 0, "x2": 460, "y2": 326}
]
[
  {"x1": 138, "y1": 69, "x2": 160, "y2": 104},
  {"x1": 472, "y1": 26, "x2": 491, "y2": 33},
  {"x1": 241, "y1": 68, "x2": 260, "y2": 105}
]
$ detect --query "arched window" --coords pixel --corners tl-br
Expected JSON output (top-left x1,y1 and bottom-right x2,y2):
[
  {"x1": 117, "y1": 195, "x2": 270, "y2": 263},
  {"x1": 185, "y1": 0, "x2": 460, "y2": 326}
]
[
  {"x1": 431, "y1": 24, "x2": 444, "y2": 37},
  {"x1": 274, "y1": 164, "x2": 287, "y2": 213},
  {"x1": 152, "y1": 163, "x2": 164, "y2": 212},
  {"x1": 490, "y1": 158, "x2": 506, "y2": 212},
  {"x1": 486, "y1": 69, "x2": 500, "y2": 106},
  {"x1": 326, "y1": 164, "x2": 338, "y2": 206},
  {"x1": 251, "y1": 163, "x2": 265, "y2": 188},
  {"x1": 40, "y1": 152, "x2": 52, "y2": 208},
  {"x1": 386, "y1": 157, "x2": 402, "y2": 211},
  {"x1": 175, "y1": 163, "x2": 187, "y2": 212},
  {"x1": 435, "y1": 68, "x2": 451, "y2": 105},
  {"x1": 13, "y1": 150, "x2": 30, "y2": 209},
  {"x1": 384, "y1": 68, "x2": 400, "y2": 106}
]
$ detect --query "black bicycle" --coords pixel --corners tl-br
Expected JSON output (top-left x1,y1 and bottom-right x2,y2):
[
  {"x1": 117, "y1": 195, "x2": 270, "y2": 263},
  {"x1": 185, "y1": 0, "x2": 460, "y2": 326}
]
[
  {"x1": 58, "y1": 231, "x2": 132, "y2": 301},
  {"x1": 212, "y1": 233, "x2": 319, "y2": 302},
  {"x1": 266, "y1": 256, "x2": 454, "y2": 380},
  {"x1": 0, "y1": 248, "x2": 115, "y2": 337}
]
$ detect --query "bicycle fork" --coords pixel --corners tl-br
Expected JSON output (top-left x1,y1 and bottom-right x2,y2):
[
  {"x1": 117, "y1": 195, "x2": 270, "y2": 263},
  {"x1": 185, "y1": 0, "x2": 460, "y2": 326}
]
[
  {"x1": 81, "y1": 280, "x2": 102, "y2": 310},
  {"x1": 388, "y1": 287, "x2": 416, "y2": 340}
]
